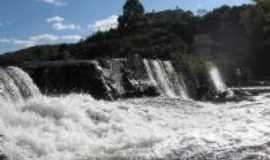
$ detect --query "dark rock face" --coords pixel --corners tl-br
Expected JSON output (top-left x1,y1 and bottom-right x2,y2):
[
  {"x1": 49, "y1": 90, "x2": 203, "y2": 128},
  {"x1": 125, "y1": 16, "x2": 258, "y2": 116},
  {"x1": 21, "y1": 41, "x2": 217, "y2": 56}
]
[
  {"x1": 23, "y1": 58, "x2": 160, "y2": 100},
  {"x1": 22, "y1": 58, "x2": 237, "y2": 101},
  {"x1": 24, "y1": 61, "x2": 114, "y2": 100},
  {"x1": 99, "y1": 58, "x2": 160, "y2": 98},
  {"x1": 0, "y1": 154, "x2": 7, "y2": 160}
]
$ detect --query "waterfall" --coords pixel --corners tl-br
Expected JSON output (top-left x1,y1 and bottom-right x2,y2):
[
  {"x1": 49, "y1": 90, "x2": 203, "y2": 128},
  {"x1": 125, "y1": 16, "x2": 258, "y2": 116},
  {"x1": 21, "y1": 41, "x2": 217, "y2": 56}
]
[
  {"x1": 92, "y1": 61, "x2": 114, "y2": 100},
  {"x1": 143, "y1": 59, "x2": 158, "y2": 87},
  {"x1": 208, "y1": 63, "x2": 227, "y2": 93},
  {"x1": 163, "y1": 61, "x2": 189, "y2": 99},
  {"x1": 0, "y1": 68, "x2": 22, "y2": 102},
  {"x1": 0, "y1": 66, "x2": 41, "y2": 101},
  {"x1": 143, "y1": 59, "x2": 189, "y2": 99},
  {"x1": 150, "y1": 60, "x2": 177, "y2": 98}
]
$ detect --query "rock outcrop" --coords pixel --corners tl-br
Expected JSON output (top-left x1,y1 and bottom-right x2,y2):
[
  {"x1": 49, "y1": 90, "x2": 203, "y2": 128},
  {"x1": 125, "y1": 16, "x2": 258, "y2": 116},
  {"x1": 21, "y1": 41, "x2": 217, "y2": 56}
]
[
  {"x1": 24, "y1": 60, "x2": 114, "y2": 100},
  {"x1": 23, "y1": 58, "x2": 163, "y2": 100},
  {"x1": 22, "y1": 55, "x2": 195, "y2": 100}
]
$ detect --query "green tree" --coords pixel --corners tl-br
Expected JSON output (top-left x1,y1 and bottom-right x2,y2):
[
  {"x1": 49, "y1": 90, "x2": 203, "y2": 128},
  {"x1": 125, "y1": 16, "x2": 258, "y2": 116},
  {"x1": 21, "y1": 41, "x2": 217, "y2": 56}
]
[
  {"x1": 119, "y1": 0, "x2": 145, "y2": 29},
  {"x1": 253, "y1": 0, "x2": 270, "y2": 37}
]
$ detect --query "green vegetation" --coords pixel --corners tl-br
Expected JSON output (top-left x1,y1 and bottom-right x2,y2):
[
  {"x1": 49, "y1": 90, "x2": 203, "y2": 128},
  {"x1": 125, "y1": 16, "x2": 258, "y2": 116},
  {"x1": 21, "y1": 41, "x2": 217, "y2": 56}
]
[
  {"x1": 119, "y1": 0, "x2": 145, "y2": 29},
  {"x1": 1, "y1": 0, "x2": 270, "y2": 83},
  {"x1": 173, "y1": 53, "x2": 212, "y2": 98}
]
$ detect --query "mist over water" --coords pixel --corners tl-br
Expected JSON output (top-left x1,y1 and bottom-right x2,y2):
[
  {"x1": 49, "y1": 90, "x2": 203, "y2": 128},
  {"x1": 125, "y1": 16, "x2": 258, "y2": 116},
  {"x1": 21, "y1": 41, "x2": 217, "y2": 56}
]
[{"x1": 208, "y1": 63, "x2": 227, "y2": 93}]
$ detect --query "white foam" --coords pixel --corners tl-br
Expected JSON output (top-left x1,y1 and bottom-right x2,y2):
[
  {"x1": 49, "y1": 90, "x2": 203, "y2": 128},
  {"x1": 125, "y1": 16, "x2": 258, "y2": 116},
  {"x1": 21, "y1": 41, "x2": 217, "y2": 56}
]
[{"x1": 1, "y1": 94, "x2": 270, "y2": 159}]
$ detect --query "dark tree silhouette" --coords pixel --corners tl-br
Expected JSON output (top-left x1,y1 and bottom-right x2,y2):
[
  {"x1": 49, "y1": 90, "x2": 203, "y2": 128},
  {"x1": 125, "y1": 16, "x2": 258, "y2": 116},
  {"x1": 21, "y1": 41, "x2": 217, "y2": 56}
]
[
  {"x1": 119, "y1": 0, "x2": 145, "y2": 29},
  {"x1": 252, "y1": 0, "x2": 270, "y2": 39}
]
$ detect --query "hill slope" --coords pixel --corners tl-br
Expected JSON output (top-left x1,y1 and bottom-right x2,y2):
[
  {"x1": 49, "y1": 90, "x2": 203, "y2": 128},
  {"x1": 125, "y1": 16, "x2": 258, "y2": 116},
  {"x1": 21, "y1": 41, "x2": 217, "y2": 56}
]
[{"x1": 1, "y1": 4, "x2": 269, "y2": 81}]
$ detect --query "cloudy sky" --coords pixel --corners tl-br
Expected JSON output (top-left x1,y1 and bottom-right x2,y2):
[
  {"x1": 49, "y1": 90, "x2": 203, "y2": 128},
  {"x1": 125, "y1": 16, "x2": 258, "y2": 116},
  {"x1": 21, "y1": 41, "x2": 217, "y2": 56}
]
[{"x1": 0, "y1": 0, "x2": 251, "y2": 54}]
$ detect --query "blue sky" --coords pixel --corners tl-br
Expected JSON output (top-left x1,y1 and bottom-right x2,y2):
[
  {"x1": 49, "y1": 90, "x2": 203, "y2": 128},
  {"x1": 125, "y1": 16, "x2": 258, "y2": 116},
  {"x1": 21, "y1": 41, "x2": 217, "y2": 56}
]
[{"x1": 0, "y1": 0, "x2": 252, "y2": 54}]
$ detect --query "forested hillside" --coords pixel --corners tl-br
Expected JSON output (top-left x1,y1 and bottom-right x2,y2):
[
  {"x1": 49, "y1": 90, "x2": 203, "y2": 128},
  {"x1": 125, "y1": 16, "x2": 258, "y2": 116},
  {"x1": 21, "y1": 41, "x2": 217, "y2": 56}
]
[{"x1": 1, "y1": 0, "x2": 270, "y2": 82}]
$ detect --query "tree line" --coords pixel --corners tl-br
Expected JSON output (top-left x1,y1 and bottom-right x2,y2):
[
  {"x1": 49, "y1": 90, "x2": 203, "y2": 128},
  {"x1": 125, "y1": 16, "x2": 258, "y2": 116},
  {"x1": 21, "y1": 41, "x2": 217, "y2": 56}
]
[{"x1": 1, "y1": 0, "x2": 270, "y2": 81}]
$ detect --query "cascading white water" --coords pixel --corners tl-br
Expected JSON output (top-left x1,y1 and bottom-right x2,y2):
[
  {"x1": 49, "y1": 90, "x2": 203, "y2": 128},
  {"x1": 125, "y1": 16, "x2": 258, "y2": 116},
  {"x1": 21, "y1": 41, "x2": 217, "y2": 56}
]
[
  {"x1": 143, "y1": 59, "x2": 158, "y2": 87},
  {"x1": 92, "y1": 61, "x2": 114, "y2": 100},
  {"x1": 0, "y1": 66, "x2": 40, "y2": 102},
  {"x1": 6, "y1": 66, "x2": 41, "y2": 99},
  {"x1": 149, "y1": 60, "x2": 177, "y2": 98},
  {"x1": 163, "y1": 61, "x2": 189, "y2": 100},
  {"x1": 0, "y1": 68, "x2": 22, "y2": 102},
  {"x1": 208, "y1": 63, "x2": 227, "y2": 93},
  {"x1": 143, "y1": 59, "x2": 189, "y2": 99}
]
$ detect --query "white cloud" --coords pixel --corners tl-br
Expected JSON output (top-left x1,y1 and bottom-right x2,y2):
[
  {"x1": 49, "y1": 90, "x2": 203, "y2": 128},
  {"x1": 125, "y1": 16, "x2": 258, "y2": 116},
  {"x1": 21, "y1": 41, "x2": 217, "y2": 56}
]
[
  {"x1": 12, "y1": 40, "x2": 37, "y2": 47},
  {"x1": 52, "y1": 23, "x2": 80, "y2": 31},
  {"x1": 29, "y1": 34, "x2": 59, "y2": 42},
  {"x1": 39, "y1": 0, "x2": 66, "y2": 6},
  {"x1": 0, "y1": 34, "x2": 82, "y2": 48},
  {"x1": 47, "y1": 16, "x2": 81, "y2": 31},
  {"x1": 61, "y1": 35, "x2": 82, "y2": 41},
  {"x1": 30, "y1": 34, "x2": 82, "y2": 42},
  {"x1": 0, "y1": 39, "x2": 11, "y2": 43},
  {"x1": 47, "y1": 16, "x2": 64, "y2": 23},
  {"x1": 0, "y1": 38, "x2": 36, "y2": 47},
  {"x1": 89, "y1": 15, "x2": 119, "y2": 33}
]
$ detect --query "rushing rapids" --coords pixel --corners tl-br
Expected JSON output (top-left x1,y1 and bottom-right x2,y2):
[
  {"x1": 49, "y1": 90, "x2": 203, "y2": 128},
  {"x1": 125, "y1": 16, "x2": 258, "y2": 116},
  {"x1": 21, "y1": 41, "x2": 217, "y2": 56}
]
[
  {"x1": 1, "y1": 64, "x2": 270, "y2": 160},
  {"x1": 2, "y1": 92, "x2": 270, "y2": 159}
]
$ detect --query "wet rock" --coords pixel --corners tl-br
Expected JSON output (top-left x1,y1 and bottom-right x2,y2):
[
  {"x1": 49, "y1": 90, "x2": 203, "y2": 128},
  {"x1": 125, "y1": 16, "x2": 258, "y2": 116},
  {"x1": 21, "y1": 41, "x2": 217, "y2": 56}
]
[
  {"x1": 23, "y1": 58, "x2": 161, "y2": 100},
  {"x1": 24, "y1": 61, "x2": 114, "y2": 100},
  {"x1": 212, "y1": 89, "x2": 254, "y2": 103},
  {"x1": 0, "y1": 154, "x2": 7, "y2": 160}
]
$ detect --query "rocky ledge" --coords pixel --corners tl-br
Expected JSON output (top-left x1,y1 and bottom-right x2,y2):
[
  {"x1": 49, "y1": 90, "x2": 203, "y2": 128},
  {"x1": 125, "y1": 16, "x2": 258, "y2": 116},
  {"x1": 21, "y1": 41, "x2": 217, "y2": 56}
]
[{"x1": 23, "y1": 58, "x2": 160, "y2": 100}]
